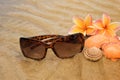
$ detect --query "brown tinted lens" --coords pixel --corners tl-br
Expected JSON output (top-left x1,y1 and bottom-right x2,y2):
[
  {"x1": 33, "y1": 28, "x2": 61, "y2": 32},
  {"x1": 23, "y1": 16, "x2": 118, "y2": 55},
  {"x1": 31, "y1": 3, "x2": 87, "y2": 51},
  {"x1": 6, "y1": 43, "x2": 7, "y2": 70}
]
[
  {"x1": 20, "y1": 38, "x2": 46, "y2": 60},
  {"x1": 54, "y1": 42, "x2": 82, "y2": 58}
]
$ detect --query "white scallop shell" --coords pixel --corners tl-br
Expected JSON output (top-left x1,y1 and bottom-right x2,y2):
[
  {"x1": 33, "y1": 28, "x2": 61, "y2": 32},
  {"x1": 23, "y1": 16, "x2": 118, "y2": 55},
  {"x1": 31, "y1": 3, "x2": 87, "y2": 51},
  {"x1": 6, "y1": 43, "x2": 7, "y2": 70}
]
[{"x1": 83, "y1": 47, "x2": 103, "y2": 61}]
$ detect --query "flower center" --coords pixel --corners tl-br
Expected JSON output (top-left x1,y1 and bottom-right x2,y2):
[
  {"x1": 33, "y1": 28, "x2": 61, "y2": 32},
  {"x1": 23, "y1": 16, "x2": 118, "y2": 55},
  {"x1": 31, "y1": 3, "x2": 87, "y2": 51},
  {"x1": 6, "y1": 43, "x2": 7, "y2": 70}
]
[{"x1": 104, "y1": 25, "x2": 108, "y2": 29}]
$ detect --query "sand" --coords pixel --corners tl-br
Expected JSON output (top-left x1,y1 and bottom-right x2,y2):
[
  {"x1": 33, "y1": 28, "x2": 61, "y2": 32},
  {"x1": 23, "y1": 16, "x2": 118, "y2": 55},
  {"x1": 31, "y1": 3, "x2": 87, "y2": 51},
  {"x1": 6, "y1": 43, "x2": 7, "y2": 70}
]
[{"x1": 0, "y1": 0, "x2": 120, "y2": 80}]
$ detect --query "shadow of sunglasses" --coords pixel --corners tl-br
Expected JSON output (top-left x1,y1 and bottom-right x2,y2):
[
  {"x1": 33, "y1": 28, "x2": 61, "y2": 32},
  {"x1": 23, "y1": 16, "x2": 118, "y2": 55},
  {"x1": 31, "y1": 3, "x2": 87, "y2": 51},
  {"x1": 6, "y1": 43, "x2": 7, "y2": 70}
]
[{"x1": 20, "y1": 33, "x2": 85, "y2": 60}]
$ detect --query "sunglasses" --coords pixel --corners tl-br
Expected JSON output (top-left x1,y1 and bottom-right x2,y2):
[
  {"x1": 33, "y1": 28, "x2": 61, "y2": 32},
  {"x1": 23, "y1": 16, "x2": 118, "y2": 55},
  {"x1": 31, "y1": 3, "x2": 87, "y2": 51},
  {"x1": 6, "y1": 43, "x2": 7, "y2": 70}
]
[{"x1": 20, "y1": 33, "x2": 85, "y2": 60}]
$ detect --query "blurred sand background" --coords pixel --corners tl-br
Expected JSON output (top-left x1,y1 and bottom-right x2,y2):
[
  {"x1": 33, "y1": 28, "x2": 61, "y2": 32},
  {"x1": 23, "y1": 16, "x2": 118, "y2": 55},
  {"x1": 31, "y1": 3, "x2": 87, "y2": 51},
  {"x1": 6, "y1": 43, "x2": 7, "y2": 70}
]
[{"x1": 0, "y1": 0, "x2": 120, "y2": 80}]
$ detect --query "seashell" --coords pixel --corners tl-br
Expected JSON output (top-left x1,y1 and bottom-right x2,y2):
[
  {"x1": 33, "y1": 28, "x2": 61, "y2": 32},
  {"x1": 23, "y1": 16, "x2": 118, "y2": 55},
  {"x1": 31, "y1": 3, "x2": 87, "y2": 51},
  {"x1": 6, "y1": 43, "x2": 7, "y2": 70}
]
[
  {"x1": 83, "y1": 47, "x2": 103, "y2": 61},
  {"x1": 102, "y1": 42, "x2": 120, "y2": 61},
  {"x1": 85, "y1": 34, "x2": 108, "y2": 48}
]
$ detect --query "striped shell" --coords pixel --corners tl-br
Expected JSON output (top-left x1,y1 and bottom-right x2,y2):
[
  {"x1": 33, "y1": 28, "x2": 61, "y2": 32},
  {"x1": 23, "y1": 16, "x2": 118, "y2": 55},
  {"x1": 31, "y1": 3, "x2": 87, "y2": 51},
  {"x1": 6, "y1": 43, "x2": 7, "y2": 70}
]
[{"x1": 83, "y1": 47, "x2": 103, "y2": 61}]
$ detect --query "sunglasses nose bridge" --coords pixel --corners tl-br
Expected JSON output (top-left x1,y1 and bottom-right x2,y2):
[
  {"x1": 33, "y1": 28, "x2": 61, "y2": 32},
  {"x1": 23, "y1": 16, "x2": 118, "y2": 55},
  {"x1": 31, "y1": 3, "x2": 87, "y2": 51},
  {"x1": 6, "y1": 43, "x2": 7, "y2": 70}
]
[{"x1": 46, "y1": 44, "x2": 54, "y2": 48}]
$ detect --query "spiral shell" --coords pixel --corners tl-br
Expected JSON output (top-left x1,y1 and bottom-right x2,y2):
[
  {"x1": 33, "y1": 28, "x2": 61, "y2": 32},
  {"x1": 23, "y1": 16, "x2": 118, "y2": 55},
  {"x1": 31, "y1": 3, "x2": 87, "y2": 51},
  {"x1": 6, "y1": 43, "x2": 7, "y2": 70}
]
[{"x1": 83, "y1": 47, "x2": 103, "y2": 61}]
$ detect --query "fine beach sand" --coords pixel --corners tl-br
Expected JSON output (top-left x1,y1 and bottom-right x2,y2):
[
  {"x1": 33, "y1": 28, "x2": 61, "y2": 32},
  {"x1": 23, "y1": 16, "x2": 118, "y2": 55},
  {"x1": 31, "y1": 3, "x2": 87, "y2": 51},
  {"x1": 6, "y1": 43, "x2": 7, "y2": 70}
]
[{"x1": 0, "y1": 0, "x2": 120, "y2": 80}]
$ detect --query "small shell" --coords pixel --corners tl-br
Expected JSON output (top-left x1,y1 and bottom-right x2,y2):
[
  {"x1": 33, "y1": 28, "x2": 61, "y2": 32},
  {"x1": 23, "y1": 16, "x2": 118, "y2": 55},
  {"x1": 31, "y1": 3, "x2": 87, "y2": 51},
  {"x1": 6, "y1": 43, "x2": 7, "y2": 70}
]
[{"x1": 83, "y1": 47, "x2": 103, "y2": 61}]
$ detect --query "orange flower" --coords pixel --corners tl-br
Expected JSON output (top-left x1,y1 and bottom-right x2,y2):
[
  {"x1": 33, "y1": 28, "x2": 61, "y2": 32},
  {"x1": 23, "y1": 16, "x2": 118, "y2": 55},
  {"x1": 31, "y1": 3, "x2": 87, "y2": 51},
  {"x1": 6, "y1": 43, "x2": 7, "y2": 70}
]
[
  {"x1": 69, "y1": 14, "x2": 96, "y2": 36},
  {"x1": 94, "y1": 14, "x2": 120, "y2": 36}
]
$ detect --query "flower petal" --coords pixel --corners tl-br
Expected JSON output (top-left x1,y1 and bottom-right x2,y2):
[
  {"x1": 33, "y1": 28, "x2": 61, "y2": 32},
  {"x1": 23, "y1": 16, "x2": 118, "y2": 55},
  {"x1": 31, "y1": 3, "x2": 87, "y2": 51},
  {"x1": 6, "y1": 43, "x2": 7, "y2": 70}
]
[
  {"x1": 97, "y1": 29, "x2": 106, "y2": 35},
  {"x1": 73, "y1": 16, "x2": 84, "y2": 29},
  {"x1": 108, "y1": 22, "x2": 120, "y2": 30},
  {"x1": 87, "y1": 26, "x2": 96, "y2": 29},
  {"x1": 86, "y1": 28, "x2": 96, "y2": 35},
  {"x1": 68, "y1": 25, "x2": 85, "y2": 34},
  {"x1": 97, "y1": 29, "x2": 116, "y2": 37},
  {"x1": 104, "y1": 30, "x2": 116, "y2": 37},
  {"x1": 94, "y1": 19, "x2": 104, "y2": 29},
  {"x1": 102, "y1": 14, "x2": 111, "y2": 26},
  {"x1": 84, "y1": 14, "x2": 92, "y2": 26}
]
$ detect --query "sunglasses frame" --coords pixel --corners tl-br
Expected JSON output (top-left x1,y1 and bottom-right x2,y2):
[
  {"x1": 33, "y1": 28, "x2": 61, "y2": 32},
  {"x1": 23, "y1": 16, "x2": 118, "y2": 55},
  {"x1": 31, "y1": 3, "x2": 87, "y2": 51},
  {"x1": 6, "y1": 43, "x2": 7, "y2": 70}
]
[{"x1": 20, "y1": 33, "x2": 85, "y2": 60}]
